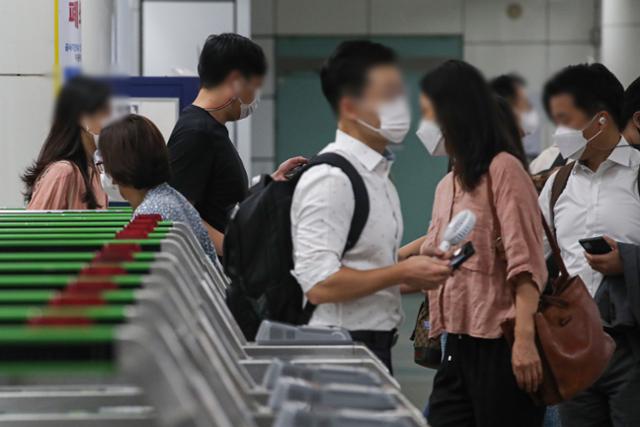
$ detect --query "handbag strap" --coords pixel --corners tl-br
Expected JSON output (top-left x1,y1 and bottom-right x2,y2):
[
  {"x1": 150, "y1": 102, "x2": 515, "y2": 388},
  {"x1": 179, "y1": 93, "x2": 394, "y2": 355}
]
[{"x1": 485, "y1": 167, "x2": 569, "y2": 289}]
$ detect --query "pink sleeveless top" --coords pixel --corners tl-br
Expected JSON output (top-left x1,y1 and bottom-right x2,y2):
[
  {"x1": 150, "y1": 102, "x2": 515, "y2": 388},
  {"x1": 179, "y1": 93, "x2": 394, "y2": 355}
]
[{"x1": 27, "y1": 161, "x2": 108, "y2": 210}]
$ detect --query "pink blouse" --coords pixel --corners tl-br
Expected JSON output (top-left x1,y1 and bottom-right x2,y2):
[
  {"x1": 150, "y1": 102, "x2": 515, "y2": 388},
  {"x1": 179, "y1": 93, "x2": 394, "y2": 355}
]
[
  {"x1": 27, "y1": 161, "x2": 108, "y2": 210},
  {"x1": 425, "y1": 152, "x2": 547, "y2": 339}
]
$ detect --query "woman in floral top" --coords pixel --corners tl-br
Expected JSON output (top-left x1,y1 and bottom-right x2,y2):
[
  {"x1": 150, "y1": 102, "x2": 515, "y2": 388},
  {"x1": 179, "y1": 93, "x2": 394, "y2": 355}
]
[{"x1": 98, "y1": 114, "x2": 217, "y2": 262}]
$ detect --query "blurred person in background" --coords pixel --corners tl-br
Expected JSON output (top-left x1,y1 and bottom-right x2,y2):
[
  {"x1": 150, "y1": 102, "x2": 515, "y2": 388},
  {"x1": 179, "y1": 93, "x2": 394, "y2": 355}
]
[
  {"x1": 490, "y1": 73, "x2": 540, "y2": 141},
  {"x1": 22, "y1": 76, "x2": 110, "y2": 210},
  {"x1": 417, "y1": 60, "x2": 546, "y2": 427},
  {"x1": 539, "y1": 63, "x2": 640, "y2": 427},
  {"x1": 623, "y1": 76, "x2": 640, "y2": 146},
  {"x1": 167, "y1": 33, "x2": 305, "y2": 256},
  {"x1": 100, "y1": 114, "x2": 217, "y2": 262}
]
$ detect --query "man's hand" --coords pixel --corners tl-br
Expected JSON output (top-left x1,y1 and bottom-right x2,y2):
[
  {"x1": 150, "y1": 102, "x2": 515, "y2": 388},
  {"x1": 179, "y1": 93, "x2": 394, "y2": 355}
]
[
  {"x1": 272, "y1": 156, "x2": 308, "y2": 181},
  {"x1": 585, "y1": 236, "x2": 623, "y2": 276},
  {"x1": 419, "y1": 241, "x2": 454, "y2": 260},
  {"x1": 512, "y1": 335, "x2": 543, "y2": 393},
  {"x1": 400, "y1": 255, "x2": 452, "y2": 290}
]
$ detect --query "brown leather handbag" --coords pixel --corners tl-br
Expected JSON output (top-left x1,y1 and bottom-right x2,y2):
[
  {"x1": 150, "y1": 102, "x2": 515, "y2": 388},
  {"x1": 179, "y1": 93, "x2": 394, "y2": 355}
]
[{"x1": 502, "y1": 214, "x2": 616, "y2": 405}]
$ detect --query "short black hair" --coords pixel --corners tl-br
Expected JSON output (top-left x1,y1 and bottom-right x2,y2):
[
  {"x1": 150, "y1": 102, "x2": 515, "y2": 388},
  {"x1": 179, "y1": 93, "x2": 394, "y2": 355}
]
[
  {"x1": 623, "y1": 76, "x2": 640, "y2": 125},
  {"x1": 543, "y1": 63, "x2": 625, "y2": 129},
  {"x1": 490, "y1": 73, "x2": 526, "y2": 103},
  {"x1": 100, "y1": 114, "x2": 171, "y2": 190},
  {"x1": 197, "y1": 33, "x2": 267, "y2": 88},
  {"x1": 320, "y1": 40, "x2": 397, "y2": 113}
]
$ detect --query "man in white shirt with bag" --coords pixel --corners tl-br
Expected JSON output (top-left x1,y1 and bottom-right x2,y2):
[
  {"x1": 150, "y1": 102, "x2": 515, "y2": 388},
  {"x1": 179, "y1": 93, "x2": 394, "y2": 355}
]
[{"x1": 290, "y1": 40, "x2": 452, "y2": 374}]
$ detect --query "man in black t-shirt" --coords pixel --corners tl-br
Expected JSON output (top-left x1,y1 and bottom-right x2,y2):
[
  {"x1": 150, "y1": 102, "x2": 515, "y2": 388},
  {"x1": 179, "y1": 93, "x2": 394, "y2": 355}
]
[{"x1": 168, "y1": 33, "x2": 306, "y2": 255}]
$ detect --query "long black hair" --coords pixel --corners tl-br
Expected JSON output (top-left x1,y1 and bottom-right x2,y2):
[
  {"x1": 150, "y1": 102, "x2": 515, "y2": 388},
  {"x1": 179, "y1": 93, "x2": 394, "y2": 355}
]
[
  {"x1": 22, "y1": 76, "x2": 110, "y2": 207},
  {"x1": 420, "y1": 60, "x2": 527, "y2": 190}
]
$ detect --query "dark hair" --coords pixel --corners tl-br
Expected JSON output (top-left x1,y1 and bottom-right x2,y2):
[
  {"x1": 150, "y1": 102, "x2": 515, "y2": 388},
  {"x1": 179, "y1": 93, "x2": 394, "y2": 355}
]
[
  {"x1": 490, "y1": 73, "x2": 526, "y2": 103},
  {"x1": 623, "y1": 75, "x2": 640, "y2": 125},
  {"x1": 495, "y1": 95, "x2": 528, "y2": 168},
  {"x1": 99, "y1": 115, "x2": 171, "y2": 190},
  {"x1": 420, "y1": 60, "x2": 527, "y2": 190},
  {"x1": 543, "y1": 63, "x2": 625, "y2": 129},
  {"x1": 197, "y1": 33, "x2": 267, "y2": 88},
  {"x1": 320, "y1": 40, "x2": 397, "y2": 113},
  {"x1": 22, "y1": 76, "x2": 110, "y2": 208}
]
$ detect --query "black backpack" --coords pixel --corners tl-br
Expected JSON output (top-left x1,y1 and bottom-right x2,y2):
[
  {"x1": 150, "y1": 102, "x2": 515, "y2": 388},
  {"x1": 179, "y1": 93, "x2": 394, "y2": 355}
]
[{"x1": 223, "y1": 152, "x2": 369, "y2": 340}]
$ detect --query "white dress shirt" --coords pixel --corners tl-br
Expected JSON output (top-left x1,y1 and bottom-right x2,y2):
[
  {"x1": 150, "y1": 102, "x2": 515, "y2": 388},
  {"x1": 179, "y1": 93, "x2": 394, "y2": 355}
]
[
  {"x1": 290, "y1": 129, "x2": 404, "y2": 331},
  {"x1": 539, "y1": 137, "x2": 640, "y2": 295}
]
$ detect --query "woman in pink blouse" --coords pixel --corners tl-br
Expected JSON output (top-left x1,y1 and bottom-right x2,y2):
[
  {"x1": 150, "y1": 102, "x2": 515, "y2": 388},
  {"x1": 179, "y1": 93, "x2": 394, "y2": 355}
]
[
  {"x1": 22, "y1": 76, "x2": 110, "y2": 210},
  {"x1": 415, "y1": 61, "x2": 547, "y2": 427}
]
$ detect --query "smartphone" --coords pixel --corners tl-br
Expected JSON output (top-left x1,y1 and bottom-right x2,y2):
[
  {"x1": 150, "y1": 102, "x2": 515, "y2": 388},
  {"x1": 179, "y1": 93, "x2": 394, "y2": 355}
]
[
  {"x1": 449, "y1": 242, "x2": 476, "y2": 270},
  {"x1": 579, "y1": 236, "x2": 612, "y2": 255}
]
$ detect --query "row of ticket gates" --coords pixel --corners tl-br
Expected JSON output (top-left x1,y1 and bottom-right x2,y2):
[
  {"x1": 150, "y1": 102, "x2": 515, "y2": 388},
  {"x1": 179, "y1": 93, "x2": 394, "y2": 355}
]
[{"x1": 0, "y1": 209, "x2": 427, "y2": 427}]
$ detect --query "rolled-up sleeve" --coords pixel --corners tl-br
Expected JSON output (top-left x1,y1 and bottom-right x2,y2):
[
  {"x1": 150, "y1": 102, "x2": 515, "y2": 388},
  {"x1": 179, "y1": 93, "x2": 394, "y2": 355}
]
[
  {"x1": 290, "y1": 165, "x2": 354, "y2": 293},
  {"x1": 490, "y1": 154, "x2": 548, "y2": 291}
]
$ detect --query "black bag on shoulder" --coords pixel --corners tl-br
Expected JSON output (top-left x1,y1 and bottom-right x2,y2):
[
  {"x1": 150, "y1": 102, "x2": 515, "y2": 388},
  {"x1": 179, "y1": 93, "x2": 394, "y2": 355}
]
[{"x1": 223, "y1": 153, "x2": 369, "y2": 340}]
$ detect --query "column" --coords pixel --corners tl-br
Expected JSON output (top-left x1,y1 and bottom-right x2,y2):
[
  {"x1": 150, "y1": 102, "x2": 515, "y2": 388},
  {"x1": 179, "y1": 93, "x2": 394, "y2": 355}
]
[{"x1": 601, "y1": 0, "x2": 640, "y2": 87}]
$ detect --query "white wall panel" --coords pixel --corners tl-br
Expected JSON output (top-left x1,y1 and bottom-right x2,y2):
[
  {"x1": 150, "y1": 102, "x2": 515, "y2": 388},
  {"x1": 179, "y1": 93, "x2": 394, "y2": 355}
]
[
  {"x1": 252, "y1": 0, "x2": 275, "y2": 35},
  {"x1": 276, "y1": 0, "x2": 368, "y2": 35},
  {"x1": 0, "y1": 0, "x2": 54, "y2": 74},
  {"x1": 548, "y1": 43, "x2": 595, "y2": 74},
  {"x1": 464, "y1": 44, "x2": 547, "y2": 88},
  {"x1": 143, "y1": 1, "x2": 235, "y2": 76},
  {"x1": 548, "y1": 0, "x2": 595, "y2": 42},
  {"x1": 464, "y1": 0, "x2": 547, "y2": 42},
  {"x1": 251, "y1": 99, "x2": 274, "y2": 158},
  {"x1": 0, "y1": 76, "x2": 54, "y2": 207},
  {"x1": 370, "y1": 0, "x2": 463, "y2": 34},
  {"x1": 255, "y1": 38, "x2": 275, "y2": 96}
]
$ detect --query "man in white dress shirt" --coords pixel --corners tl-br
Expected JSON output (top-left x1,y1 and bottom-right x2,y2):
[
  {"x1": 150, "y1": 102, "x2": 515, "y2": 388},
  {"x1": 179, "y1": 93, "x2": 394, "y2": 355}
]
[
  {"x1": 539, "y1": 63, "x2": 640, "y2": 427},
  {"x1": 290, "y1": 41, "x2": 452, "y2": 373}
]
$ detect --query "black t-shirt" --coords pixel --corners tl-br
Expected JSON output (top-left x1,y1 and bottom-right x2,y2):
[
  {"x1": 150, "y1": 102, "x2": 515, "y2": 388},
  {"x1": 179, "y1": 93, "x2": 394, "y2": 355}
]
[{"x1": 167, "y1": 105, "x2": 248, "y2": 232}]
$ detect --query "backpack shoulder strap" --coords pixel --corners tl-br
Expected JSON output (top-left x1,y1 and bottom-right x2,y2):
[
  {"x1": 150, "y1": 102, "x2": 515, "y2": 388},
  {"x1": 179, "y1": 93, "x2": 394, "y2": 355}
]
[
  {"x1": 549, "y1": 161, "x2": 575, "y2": 228},
  {"x1": 304, "y1": 152, "x2": 370, "y2": 253}
]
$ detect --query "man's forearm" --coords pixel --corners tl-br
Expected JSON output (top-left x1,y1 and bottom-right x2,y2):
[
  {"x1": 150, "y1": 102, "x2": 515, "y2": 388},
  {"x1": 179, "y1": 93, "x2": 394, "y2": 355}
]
[
  {"x1": 399, "y1": 236, "x2": 426, "y2": 261},
  {"x1": 306, "y1": 264, "x2": 405, "y2": 305}
]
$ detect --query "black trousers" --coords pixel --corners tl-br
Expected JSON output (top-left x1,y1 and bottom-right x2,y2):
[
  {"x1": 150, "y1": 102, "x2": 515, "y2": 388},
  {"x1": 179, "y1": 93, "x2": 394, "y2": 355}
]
[
  {"x1": 349, "y1": 329, "x2": 396, "y2": 375},
  {"x1": 428, "y1": 334, "x2": 545, "y2": 427},
  {"x1": 559, "y1": 332, "x2": 640, "y2": 427}
]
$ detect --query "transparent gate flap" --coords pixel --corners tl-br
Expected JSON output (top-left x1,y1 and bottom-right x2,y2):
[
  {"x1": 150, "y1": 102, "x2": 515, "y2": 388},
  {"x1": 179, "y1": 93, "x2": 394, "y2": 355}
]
[
  {"x1": 268, "y1": 378, "x2": 397, "y2": 411},
  {"x1": 273, "y1": 403, "x2": 418, "y2": 427},
  {"x1": 262, "y1": 359, "x2": 382, "y2": 390},
  {"x1": 255, "y1": 321, "x2": 352, "y2": 345}
]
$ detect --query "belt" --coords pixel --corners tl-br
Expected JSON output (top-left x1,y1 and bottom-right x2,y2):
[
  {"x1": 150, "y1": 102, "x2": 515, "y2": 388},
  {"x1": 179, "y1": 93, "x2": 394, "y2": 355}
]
[{"x1": 348, "y1": 329, "x2": 399, "y2": 348}]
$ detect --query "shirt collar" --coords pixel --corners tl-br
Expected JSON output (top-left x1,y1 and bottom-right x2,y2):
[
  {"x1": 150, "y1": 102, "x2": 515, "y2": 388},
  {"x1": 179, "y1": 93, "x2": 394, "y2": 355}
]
[
  {"x1": 334, "y1": 129, "x2": 394, "y2": 173},
  {"x1": 607, "y1": 136, "x2": 640, "y2": 167}
]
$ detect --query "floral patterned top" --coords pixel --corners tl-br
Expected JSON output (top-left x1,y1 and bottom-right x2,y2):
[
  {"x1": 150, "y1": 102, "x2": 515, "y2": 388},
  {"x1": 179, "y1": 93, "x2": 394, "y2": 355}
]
[{"x1": 135, "y1": 183, "x2": 217, "y2": 262}]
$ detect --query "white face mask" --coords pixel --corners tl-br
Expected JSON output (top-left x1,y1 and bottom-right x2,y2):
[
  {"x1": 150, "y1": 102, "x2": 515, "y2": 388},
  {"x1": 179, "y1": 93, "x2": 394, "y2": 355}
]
[
  {"x1": 94, "y1": 150, "x2": 121, "y2": 202},
  {"x1": 357, "y1": 96, "x2": 411, "y2": 144},
  {"x1": 238, "y1": 90, "x2": 260, "y2": 120},
  {"x1": 520, "y1": 109, "x2": 539, "y2": 136},
  {"x1": 552, "y1": 114, "x2": 604, "y2": 160},
  {"x1": 416, "y1": 119, "x2": 446, "y2": 156},
  {"x1": 99, "y1": 172, "x2": 121, "y2": 201}
]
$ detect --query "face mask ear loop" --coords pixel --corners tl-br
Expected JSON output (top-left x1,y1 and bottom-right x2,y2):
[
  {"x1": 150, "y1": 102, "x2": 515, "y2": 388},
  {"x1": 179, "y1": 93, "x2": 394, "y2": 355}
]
[{"x1": 583, "y1": 114, "x2": 606, "y2": 145}]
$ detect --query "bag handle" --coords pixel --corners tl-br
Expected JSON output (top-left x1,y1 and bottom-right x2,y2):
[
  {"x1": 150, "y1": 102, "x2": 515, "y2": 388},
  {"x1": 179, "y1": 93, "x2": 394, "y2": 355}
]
[{"x1": 485, "y1": 168, "x2": 569, "y2": 288}]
